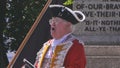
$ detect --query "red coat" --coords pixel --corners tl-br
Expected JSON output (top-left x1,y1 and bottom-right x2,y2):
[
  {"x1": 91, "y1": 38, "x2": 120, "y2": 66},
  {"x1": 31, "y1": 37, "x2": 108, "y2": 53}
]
[
  {"x1": 35, "y1": 39, "x2": 86, "y2": 68},
  {"x1": 64, "y1": 39, "x2": 86, "y2": 68}
]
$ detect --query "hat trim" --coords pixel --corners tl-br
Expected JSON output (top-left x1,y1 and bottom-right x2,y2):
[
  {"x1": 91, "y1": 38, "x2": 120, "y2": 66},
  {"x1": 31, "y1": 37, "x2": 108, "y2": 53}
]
[{"x1": 74, "y1": 11, "x2": 85, "y2": 22}]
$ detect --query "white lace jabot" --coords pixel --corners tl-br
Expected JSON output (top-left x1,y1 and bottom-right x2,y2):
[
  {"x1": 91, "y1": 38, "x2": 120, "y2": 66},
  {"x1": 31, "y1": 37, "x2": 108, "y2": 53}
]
[{"x1": 45, "y1": 33, "x2": 71, "y2": 58}]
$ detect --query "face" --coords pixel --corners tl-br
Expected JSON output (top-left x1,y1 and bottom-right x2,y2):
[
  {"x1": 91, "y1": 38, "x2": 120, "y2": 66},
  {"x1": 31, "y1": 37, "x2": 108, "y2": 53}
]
[{"x1": 49, "y1": 17, "x2": 72, "y2": 39}]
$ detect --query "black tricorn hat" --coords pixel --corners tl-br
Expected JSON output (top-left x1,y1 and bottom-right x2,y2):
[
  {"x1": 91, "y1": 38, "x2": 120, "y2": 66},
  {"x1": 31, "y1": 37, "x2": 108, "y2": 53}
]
[{"x1": 49, "y1": 4, "x2": 85, "y2": 24}]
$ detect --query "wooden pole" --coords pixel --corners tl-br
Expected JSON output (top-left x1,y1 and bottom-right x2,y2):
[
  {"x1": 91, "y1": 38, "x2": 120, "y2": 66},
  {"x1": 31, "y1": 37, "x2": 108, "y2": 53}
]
[{"x1": 7, "y1": 0, "x2": 52, "y2": 68}]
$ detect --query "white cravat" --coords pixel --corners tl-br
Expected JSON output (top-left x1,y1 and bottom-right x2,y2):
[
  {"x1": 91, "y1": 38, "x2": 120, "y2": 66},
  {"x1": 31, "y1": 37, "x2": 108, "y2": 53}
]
[{"x1": 45, "y1": 33, "x2": 71, "y2": 58}]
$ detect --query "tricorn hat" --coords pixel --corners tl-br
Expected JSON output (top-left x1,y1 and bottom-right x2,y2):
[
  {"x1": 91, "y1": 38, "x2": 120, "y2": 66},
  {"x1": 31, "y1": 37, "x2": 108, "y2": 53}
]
[{"x1": 49, "y1": 4, "x2": 85, "y2": 24}]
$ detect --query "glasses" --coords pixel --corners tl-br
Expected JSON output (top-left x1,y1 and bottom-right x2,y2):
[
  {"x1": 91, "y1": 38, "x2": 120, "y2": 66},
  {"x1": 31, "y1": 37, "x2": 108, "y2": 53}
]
[
  {"x1": 49, "y1": 18, "x2": 60, "y2": 25},
  {"x1": 49, "y1": 17, "x2": 68, "y2": 25}
]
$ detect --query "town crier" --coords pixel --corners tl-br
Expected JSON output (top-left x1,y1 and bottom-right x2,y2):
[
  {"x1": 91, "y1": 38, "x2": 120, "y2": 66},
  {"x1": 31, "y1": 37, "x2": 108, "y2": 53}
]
[{"x1": 34, "y1": 4, "x2": 86, "y2": 68}]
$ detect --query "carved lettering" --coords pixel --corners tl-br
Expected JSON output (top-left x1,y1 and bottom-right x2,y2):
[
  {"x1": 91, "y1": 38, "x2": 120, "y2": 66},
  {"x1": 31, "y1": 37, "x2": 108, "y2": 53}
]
[
  {"x1": 83, "y1": 11, "x2": 94, "y2": 17},
  {"x1": 84, "y1": 27, "x2": 97, "y2": 31},
  {"x1": 109, "y1": 27, "x2": 120, "y2": 31},
  {"x1": 74, "y1": 0, "x2": 120, "y2": 35},
  {"x1": 87, "y1": 4, "x2": 103, "y2": 10},
  {"x1": 96, "y1": 11, "x2": 116, "y2": 17},
  {"x1": 106, "y1": 4, "x2": 120, "y2": 10}
]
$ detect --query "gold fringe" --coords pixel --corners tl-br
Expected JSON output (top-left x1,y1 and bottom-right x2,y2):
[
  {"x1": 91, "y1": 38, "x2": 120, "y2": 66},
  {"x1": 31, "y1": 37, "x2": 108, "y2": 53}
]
[
  {"x1": 38, "y1": 45, "x2": 50, "y2": 68},
  {"x1": 50, "y1": 45, "x2": 64, "y2": 68}
]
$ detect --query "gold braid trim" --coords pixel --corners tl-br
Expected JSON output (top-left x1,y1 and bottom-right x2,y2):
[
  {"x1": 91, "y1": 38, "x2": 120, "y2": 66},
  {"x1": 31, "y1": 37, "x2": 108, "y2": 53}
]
[
  {"x1": 50, "y1": 41, "x2": 72, "y2": 68},
  {"x1": 50, "y1": 45, "x2": 64, "y2": 68},
  {"x1": 38, "y1": 45, "x2": 50, "y2": 68}
]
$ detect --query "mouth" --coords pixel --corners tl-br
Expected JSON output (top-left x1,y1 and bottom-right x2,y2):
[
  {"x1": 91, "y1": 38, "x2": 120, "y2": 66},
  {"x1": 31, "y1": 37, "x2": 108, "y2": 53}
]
[
  {"x1": 52, "y1": 27, "x2": 55, "y2": 30},
  {"x1": 51, "y1": 27, "x2": 55, "y2": 31}
]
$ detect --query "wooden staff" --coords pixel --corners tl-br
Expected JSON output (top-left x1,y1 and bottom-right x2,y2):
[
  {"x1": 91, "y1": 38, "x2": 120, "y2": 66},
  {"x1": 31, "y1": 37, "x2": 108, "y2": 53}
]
[{"x1": 7, "y1": 0, "x2": 52, "y2": 68}]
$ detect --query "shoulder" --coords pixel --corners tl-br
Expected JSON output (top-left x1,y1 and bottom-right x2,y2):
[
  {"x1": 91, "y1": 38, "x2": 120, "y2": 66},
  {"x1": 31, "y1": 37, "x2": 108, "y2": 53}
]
[
  {"x1": 73, "y1": 39, "x2": 84, "y2": 46},
  {"x1": 66, "y1": 39, "x2": 85, "y2": 58},
  {"x1": 70, "y1": 39, "x2": 85, "y2": 51},
  {"x1": 70, "y1": 34, "x2": 84, "y2": 45}
]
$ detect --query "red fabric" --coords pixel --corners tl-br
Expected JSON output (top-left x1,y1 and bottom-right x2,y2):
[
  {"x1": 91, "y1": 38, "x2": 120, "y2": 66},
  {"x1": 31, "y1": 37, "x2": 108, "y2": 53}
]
[
  {"x1": 34, "y1": 61, "x2": 38, "y2": 68},
  {"x1": 34, "y1": 39, "x2": 86, "y2": 68},
  {"x1": 64, "y1": 39, "x2": 86, "y2": 68}
]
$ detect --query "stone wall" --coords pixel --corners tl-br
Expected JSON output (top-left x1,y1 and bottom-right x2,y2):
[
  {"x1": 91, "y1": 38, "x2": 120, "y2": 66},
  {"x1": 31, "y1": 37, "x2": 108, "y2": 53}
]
[
  {"x1": 73, "y1": 0, "x2": 120, "y2": 45},
  {"x1": 85, "y1": 45, "x2": 120, "y2": 68},
  {"x1": 73, "y1": 0, "x2": 120, "y2": 68}
]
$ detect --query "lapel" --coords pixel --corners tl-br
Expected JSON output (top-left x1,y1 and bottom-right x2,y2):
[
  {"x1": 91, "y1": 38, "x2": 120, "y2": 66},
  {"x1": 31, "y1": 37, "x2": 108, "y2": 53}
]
[
  {"x1": 37, "y1": 35, "x2": 74, "y2": 68},
  {"x1": 50, "y1": 41, "x2": 73, "y2": 68},
  {"x1": 38, "y1": 41, "x2": 50, "y2": 68}
]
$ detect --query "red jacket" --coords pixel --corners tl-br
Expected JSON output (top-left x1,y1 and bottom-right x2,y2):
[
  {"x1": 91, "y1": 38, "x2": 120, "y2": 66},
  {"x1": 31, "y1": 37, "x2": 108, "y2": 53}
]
[
  {"x1": 64, "y1": 39, "x2": 86, "y2": 68},
  {"x1": 35, "y1": 39, "x2": 86, "y2": 68}
]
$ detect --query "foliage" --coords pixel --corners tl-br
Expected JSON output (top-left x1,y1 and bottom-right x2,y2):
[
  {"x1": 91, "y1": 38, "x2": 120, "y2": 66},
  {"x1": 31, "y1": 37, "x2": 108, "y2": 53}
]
[
  {"x1": 0, "y1": 0, "x2": 9, "y2": 67},
  {"x1": 4, "y1": 0, "x2": 47, "y2": 51},
  {"x1": 63, "y1": 0, "x2": 73, "y2": 6},
  {"x1": 63, "y1": 0, "x2": 73, "y2": 9}
]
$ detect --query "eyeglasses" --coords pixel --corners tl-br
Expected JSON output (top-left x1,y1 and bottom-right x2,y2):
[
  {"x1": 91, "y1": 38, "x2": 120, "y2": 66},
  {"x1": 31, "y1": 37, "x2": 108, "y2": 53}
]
[
  {"x1": 49, "y1": 18, "x2": 61, "y2": 25},
  {"x1": 49, "y1": 17, "x2": 68, "y2": 25}
]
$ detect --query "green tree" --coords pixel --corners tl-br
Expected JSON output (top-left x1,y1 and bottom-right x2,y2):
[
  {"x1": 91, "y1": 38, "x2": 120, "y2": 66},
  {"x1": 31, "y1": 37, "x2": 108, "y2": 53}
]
[
  {"x1": 63, "y1": 0, "x2": 73, "y2": 6},
  {"x1": 63, "y1": 0, "x2": 73, "y2": 9},
  {"x1": 0, "y1": 0, "x2": 69, "y2": 67},
  {"x1": 4, "y1": 0, "x2": 47, "y2": 51},
  {"x1": 0, "y1": 0, "x2": 47, "y2": 67},
  {"x1": 0, "y1": 0, "x2": 9, "y2": 67}
]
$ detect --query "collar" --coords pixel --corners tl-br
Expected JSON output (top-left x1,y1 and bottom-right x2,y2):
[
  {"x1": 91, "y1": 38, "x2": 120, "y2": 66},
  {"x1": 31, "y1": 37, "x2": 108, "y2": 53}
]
[{"x1": 52, "y1": 33, "x2": 72, "y2": 47}]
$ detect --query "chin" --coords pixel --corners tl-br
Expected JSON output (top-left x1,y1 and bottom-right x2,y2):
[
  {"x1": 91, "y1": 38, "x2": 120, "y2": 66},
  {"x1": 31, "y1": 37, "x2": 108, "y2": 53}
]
[{"x1": 51, "y1": 33, "x2": 55, "y2": 38}]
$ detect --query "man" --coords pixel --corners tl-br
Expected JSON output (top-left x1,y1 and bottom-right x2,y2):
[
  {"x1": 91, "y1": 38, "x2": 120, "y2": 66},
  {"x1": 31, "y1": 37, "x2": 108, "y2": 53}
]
[{"x1": 34, "y1": 4, "x2": 86, "y2": 68}]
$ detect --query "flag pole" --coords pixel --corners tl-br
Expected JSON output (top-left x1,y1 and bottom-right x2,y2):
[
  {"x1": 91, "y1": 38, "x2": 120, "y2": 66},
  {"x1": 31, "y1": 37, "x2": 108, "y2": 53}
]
[{"x1": 7, "y1": 0, "x2": 52, "y2": 68}]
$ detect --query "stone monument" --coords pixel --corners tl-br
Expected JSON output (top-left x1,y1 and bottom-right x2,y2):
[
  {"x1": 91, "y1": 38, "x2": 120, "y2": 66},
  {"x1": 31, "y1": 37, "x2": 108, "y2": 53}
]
[{"x1": 73, "y1": 0, "x2": 120, "y2": 68}]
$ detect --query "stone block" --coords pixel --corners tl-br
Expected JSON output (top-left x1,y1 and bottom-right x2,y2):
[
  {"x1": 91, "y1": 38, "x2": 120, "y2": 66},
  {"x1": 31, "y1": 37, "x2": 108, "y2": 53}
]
[{"x1": 84, "y1": 45, "x2": 120, "y2": 68}]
